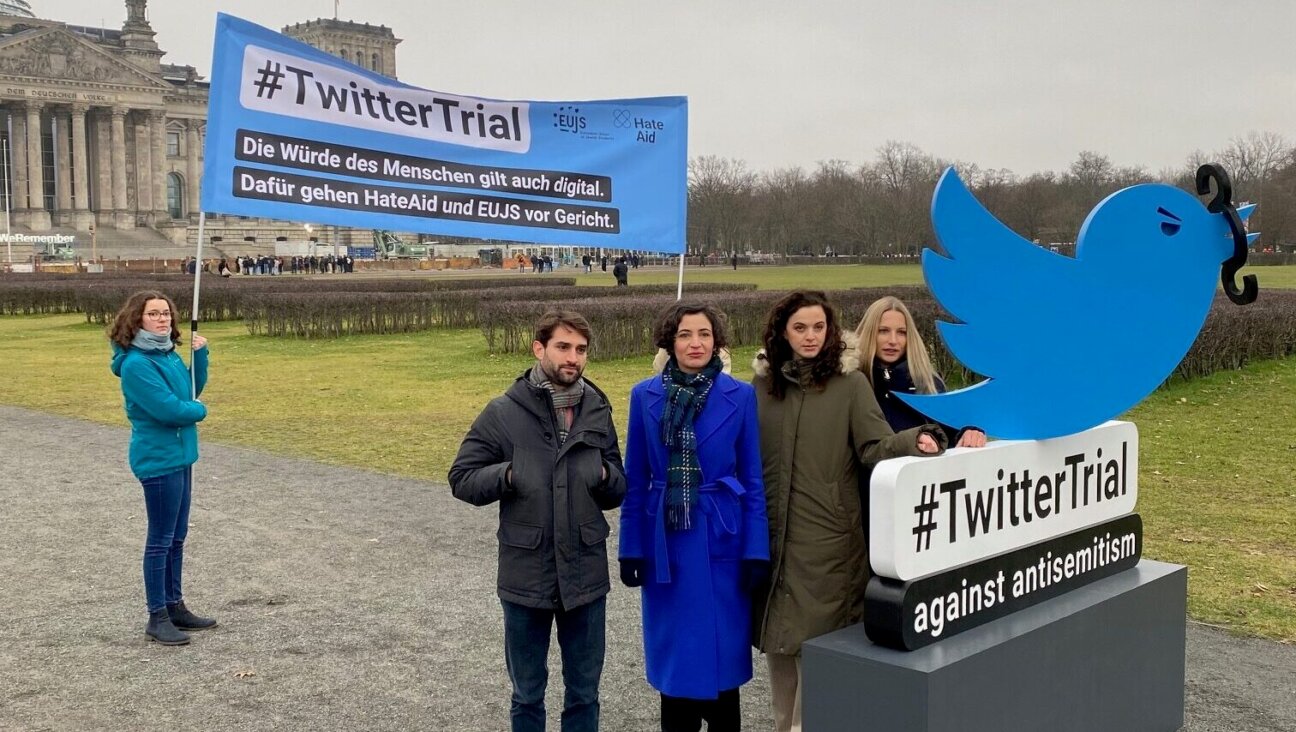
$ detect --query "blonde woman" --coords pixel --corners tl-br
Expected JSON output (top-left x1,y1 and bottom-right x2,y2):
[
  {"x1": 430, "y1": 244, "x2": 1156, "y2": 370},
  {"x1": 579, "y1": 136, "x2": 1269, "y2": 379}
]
[{"x1": 855, "y1": 296, "x2": 986, "y2": 448}]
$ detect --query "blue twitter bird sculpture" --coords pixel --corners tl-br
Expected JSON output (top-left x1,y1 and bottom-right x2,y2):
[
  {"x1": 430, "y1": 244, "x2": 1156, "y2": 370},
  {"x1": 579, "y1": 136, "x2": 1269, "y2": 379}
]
[{"x1": 898, "y1": 168, "x2": 1258, "y2": 440}]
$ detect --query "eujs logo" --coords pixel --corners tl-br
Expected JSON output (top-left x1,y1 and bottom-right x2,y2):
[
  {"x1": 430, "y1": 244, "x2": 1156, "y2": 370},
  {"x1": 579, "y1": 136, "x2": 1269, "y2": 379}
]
[{"x1": 553, "y1": 105, "x2": 586, "y2": 135}]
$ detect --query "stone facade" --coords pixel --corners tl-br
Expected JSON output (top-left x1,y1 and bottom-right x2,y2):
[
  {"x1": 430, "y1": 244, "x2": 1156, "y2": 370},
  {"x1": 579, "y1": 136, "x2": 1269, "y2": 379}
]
[{"x1": 0, "y1": 2, "x2": 400, "y2": 252}]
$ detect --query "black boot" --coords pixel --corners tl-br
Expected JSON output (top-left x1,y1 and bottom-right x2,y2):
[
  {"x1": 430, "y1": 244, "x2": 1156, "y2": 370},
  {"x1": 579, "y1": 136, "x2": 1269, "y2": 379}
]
[
  {"x1": 168, "y1": 601, "x2": 218, "y2": 631},
  {"x1": 145, "y1": 610, "x2": 190, "y2": 645}
]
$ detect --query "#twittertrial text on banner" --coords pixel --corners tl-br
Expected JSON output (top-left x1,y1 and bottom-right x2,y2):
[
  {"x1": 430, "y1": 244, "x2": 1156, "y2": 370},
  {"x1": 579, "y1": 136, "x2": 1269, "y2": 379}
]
[{"x1": 200, "y1": 14, "x2": 688, "y2": 252}]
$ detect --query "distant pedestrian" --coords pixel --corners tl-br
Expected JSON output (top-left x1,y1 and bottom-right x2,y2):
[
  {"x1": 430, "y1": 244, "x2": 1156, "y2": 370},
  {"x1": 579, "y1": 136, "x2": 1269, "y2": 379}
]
[
  {"x1": 450, "y1": 310, "x2": 627, "y2": 732},
  {"x1": 108, "y1": 291, "x2": 218, "y2": 647},
  {"x1": 613, "y1": 258, "x2": 629, "y2": 287}
]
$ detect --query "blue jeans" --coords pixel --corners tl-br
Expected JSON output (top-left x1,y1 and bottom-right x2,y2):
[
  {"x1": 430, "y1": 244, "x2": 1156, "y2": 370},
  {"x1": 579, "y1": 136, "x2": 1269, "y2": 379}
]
[
  {"x1": 140, "y1": 467, "x2": 192, "y2": 613},
  {"x1": 502, "y1": 596, "x2": 606, "y2": 732}
]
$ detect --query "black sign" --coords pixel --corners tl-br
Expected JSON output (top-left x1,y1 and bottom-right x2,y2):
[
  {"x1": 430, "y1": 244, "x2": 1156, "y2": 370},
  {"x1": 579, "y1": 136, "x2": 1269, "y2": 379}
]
[{"x1": 865, "y1": 514, "x2": 1142, "y2": 650}]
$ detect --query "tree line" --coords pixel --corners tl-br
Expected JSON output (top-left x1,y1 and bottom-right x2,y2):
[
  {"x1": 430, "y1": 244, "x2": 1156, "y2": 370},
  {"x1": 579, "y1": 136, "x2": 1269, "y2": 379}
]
[{"x1": 687, "y1": 132, "x2": 1296, "y2": 257}]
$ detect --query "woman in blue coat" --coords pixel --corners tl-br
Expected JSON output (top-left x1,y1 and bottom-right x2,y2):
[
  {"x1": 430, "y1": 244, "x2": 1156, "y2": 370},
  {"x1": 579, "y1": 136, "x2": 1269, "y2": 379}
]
[
  {"x1": 619, "y1": 302, "x2": 770, "y2": 732},
  {"x1": 109, "y1": 291, "x2": 217, "y2": 646}
]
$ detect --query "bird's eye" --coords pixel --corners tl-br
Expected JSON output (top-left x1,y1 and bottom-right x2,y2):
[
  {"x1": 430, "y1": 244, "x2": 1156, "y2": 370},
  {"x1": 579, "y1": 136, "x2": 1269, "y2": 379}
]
[{"x1": 1157, "y1": 206, "x2": 1182, "y2": 237}]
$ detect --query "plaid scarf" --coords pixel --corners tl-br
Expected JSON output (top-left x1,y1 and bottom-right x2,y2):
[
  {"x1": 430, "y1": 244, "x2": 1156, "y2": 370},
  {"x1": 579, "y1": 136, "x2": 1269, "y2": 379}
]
[
  {"x1": 529, "y1": 363, "x2": 585, "y2": 443},
  {"x1": 659, "y1": 354, "x2": 724, "y2": 530}
]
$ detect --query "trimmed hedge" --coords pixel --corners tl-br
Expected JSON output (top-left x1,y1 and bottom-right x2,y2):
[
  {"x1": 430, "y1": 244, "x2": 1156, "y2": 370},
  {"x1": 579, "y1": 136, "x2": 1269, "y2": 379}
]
[
  {"x1": 5, "y1": 272, "x2": 1295, "y2": 385},
  {"x1": 243, "y1": 293, "x2": 450, "y2": 337},
  {"x1": 479, "y1": 288, "x2": 1296, "y2": 387},
  {"x1": 240, "y1": 283, "x2": 758, "y2": 338},
  {"x1": 0, "y1": 274, "x2": 581, "y2": 319}
]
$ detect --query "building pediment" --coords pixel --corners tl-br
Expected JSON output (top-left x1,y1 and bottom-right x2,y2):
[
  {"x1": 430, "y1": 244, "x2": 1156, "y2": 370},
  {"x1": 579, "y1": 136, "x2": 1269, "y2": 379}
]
[{"x1": 0, "y1": 27, "x2": 172, "y2": 91}]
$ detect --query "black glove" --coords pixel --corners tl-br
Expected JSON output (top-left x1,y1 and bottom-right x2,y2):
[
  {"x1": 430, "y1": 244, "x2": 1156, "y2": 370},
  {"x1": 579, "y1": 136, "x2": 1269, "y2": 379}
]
[
  {"x1": 740, "y1": 559, "x2": 771, "y2": 593},
  {"x1": 619, "y1": 559, "x2": 646, "y2": 588}
]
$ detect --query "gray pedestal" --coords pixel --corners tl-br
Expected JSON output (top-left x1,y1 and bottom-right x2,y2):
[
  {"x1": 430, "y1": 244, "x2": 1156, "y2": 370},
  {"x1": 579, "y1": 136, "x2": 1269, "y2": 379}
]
[{"x1": 802, "y1": 560, "x2": 1187, "y2": 732}]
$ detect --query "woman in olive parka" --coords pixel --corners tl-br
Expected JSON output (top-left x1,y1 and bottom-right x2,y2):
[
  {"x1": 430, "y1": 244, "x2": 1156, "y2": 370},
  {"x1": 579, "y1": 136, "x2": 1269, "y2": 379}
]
[{"x1": 751, "y1": 291, "x2": 945, "y2": 732}]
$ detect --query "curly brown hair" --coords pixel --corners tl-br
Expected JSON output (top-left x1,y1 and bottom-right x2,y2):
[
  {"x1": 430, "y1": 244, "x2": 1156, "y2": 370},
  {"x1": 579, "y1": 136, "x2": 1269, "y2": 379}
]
[
  {"x1": 761, "y1": 290, "x2": 846, "y2": 399},
  {"x1": 652, "y1": 301, "x2": 729, "y2": 353},
  {"x1": 107, "y1": 291, "x2": 181, "y2": 349}
]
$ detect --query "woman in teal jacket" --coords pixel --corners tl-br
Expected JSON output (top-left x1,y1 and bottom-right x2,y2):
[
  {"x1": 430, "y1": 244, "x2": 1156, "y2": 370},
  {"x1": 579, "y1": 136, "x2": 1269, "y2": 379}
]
[{"x1": 109, "y1": 291, "x2": 216, "y2": 646}]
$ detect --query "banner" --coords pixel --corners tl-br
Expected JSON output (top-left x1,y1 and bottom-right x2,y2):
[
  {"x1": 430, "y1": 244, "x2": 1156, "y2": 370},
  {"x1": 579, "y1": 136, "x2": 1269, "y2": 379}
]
[{"x1": 201, "y1": 14, "x2": 688, "y2": 252}]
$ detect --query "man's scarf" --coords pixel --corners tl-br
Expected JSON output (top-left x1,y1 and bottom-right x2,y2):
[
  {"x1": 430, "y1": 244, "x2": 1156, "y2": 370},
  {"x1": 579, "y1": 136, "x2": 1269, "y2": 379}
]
[
  {"x1": 659, "y1": 354, "x2": 724, "y2": 530},
  {"x1": 529, "y1": 363, "x2": 585, "y2": 443}
]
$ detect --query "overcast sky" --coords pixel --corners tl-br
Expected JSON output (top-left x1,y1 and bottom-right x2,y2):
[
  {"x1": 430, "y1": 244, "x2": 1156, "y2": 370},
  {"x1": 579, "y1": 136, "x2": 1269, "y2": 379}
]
[{"x1": 38, "y1": 0, "x2": 1296, "y2": 177}]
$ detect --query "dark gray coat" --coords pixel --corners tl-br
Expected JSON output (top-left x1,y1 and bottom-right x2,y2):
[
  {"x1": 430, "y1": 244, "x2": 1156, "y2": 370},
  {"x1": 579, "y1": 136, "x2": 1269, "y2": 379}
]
[{"x1": 449, "y1": 372, "x2": 627, "y2": 610}]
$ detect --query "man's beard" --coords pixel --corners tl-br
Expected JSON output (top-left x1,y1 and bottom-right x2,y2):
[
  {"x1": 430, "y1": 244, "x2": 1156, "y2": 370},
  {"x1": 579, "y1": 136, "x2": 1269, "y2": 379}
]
[{"x1": 542, "y1": 358, "x2": 582, "y2": 386}]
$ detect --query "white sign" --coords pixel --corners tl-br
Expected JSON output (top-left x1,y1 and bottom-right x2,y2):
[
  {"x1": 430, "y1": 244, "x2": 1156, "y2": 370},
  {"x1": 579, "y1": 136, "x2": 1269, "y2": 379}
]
[
  {"x1": 239, "y1": 45, "x2": 531, "y2": 153},
  {"x1": 870, "y1": 420, "x2": 1138, "y2": 581}
]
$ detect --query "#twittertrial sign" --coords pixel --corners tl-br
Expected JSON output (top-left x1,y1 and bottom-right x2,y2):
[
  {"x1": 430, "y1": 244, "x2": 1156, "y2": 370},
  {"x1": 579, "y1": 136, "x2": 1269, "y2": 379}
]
[{"x1": 201, "y1": 14, "x2": 688, "y2": 253}]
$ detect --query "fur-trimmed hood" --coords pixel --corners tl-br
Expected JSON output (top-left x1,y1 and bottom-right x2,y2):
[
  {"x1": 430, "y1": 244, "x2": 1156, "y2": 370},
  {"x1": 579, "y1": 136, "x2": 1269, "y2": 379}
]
[
  {"x1": 750, "y1": 330, "x2": 861, "y2": 379},
  {"x1": 651, "y1": 347, "x2": 733, "y2": 374}
]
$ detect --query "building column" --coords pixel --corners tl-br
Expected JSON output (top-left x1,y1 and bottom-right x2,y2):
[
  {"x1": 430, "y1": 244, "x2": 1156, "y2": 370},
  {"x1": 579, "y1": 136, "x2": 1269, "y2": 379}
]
[
  {"x1": 94, "y1": 108, "x2": 110, "y2": 219},
  {"x1": 149, "y1": 110, "x2": 168, "y2": 223},
  {"x1": 70, "y1": 103, "x2": 93, "y2": 231},
  {"x1": 185, "y1": 119, "x2": 200, "y2": 219},
  {"x1": 54, "y1": 109, "x2": 72, "y2": 224},
  {"x1": 24, "y1": 101, "x2": 50, "y2": 230},
  {"x1": 8, "y1": 105, "x2": 27, "y2": 213},
  {"x1": 110, "y1": 106, "x2": 131, "y2": 229},
  {"x1": 132, "y1": 111, "x2": 151, "y2": 221}
]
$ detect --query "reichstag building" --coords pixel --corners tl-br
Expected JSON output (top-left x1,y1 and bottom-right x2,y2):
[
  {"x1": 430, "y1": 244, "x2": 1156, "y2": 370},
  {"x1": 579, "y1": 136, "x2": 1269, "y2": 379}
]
[{"x1": 0, "y1": 0, "x2": 400, "y2": 259}]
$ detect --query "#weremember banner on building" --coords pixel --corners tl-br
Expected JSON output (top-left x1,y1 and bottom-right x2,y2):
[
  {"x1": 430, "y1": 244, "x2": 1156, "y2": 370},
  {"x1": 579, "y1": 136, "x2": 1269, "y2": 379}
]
[{"x1": 200, "y1": 14, "x2": 688, "y2": 252}]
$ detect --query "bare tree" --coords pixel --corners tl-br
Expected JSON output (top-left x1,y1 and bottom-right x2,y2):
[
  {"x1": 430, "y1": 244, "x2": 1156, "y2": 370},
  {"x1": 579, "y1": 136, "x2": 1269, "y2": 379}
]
[{"x1": 688, "y1": 156, "x2": 756, "y2": 256}]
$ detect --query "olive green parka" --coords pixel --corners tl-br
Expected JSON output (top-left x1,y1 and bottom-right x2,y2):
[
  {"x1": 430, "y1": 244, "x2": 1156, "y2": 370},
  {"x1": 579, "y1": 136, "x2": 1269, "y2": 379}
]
[{"x1": 751, "y1": 335, "x2": 944, "y2": 655}]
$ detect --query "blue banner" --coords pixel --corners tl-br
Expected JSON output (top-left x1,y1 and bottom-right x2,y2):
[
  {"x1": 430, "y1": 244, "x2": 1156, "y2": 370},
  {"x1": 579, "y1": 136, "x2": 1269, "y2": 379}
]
[{"x1": 201, "y1": 14, "x2": 688, "y2": 252}]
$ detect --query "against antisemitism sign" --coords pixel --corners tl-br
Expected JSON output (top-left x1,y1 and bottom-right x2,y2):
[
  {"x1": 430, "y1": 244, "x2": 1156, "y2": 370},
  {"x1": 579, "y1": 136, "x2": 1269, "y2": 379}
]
[
  {"x1": 201, "y1": 14, "x2": 688, "y2": 252},
  {"x1": 865, "y1": 421, "x2": 1144, "y2": 650}
]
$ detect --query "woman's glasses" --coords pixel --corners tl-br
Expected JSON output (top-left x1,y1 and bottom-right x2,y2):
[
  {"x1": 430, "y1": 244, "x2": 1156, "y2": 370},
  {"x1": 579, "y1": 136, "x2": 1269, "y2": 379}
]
[{"x1": 143, "y1": 311, "x2": 172, "y2": 320}]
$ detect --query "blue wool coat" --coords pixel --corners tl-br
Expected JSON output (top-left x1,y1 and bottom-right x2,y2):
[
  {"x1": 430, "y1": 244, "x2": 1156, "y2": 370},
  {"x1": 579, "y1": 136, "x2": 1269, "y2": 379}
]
[
  {"x1": 618, "y1": 371, "x2": 769, "y2": 699},
  {"x1": 111, "y1": 343, "x2": 208, "y2": 480}
]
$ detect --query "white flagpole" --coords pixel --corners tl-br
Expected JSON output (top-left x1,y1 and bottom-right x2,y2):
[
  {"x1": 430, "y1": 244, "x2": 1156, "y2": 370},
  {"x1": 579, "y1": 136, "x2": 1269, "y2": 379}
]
[
  {"x1": 676, "y1": 251, "x2": 684, "y2": 300},
  {"x1": 190, "y1": 211, "x2": 206, "y2": 398},
  {"x1": 3, "y1": 117, "x2": 10, "y2": 264}
]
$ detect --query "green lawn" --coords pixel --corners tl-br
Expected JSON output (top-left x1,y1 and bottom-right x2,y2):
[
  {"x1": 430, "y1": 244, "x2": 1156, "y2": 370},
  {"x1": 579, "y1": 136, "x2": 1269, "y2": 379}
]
[{"x1": 1, "y1": 306, "x2": 1292, "y2": 641}]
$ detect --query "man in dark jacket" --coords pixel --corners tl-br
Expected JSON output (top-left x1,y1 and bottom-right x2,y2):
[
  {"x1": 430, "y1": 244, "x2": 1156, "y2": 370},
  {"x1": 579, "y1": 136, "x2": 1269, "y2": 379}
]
[{"x1": 449, "y1": 310, "x2": 627, "y2": 732}]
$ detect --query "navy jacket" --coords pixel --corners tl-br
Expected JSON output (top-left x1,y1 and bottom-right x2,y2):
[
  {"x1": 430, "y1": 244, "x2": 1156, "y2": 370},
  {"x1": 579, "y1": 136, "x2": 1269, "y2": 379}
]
[{"x1": 871, "y1": 357, "x2": 970, "y2": 445}]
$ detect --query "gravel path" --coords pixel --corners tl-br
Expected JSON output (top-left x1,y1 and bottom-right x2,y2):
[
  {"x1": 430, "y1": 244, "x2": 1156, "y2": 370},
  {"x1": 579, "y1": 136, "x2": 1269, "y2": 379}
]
[{"x1": 0, "y1": 405, "x2": 1291, "y2": 731}]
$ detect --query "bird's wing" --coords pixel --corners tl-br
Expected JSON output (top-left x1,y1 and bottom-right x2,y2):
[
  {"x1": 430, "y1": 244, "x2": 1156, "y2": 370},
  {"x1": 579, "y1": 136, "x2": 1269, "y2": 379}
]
[{"x1": 923, "y1": 168, "x2": 1085, "y2": 380}]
